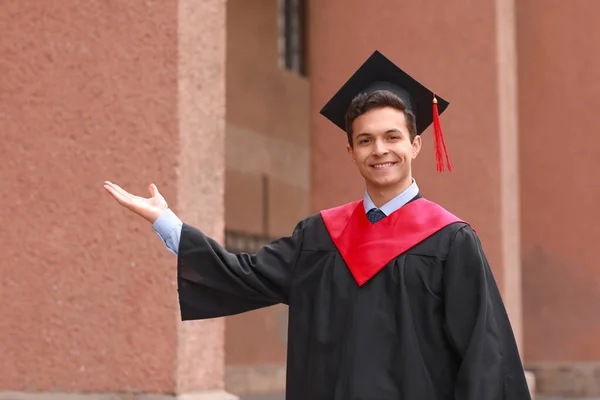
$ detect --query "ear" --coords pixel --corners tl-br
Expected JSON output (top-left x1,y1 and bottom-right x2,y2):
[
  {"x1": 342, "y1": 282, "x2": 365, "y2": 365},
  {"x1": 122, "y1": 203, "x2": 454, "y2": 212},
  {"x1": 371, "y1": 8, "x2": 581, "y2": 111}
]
[
  {"x1": 411, "y1": 135, "x2": 422, "y2": 159},
  {"x1": 346, "y1": 143, "x2": 356, "y2": 163}
]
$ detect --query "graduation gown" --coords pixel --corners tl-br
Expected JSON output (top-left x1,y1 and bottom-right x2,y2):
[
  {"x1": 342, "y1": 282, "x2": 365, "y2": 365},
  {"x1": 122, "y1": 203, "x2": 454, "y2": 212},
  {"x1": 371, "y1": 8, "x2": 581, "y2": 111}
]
[{"x1": 177, "y1": 196, "x2": 531, "y2": 400}]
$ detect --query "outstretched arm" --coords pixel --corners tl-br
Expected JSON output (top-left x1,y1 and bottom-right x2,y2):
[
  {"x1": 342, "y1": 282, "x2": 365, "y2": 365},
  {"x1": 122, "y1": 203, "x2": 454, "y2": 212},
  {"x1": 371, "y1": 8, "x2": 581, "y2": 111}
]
[
  {"x1": 104, "y1": 181, "x2": 305, "y2": 319},
  {"x1": 177, "y1": 220, "x2": 305, "y2": 319}
]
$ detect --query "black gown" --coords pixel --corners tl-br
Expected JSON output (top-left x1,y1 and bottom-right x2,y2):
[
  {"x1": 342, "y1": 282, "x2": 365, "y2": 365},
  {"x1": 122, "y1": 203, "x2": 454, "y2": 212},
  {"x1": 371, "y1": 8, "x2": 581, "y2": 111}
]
[{"x1": 176, "y1": 196, "x2": 531, "y2": 400}]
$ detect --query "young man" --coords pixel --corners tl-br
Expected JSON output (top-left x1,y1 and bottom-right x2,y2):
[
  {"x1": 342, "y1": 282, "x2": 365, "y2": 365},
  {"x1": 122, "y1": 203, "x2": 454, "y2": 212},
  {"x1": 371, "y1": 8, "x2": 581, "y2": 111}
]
[{"x1": 105, "y1": 50, "x2": 531, "y2": 399}]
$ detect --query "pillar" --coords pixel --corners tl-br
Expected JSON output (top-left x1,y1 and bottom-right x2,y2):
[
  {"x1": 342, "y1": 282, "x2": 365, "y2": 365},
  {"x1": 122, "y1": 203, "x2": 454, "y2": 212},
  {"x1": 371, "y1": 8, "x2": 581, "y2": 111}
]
[{"x1": 0, "y1": 0, "x2": 234, "y2": 398}]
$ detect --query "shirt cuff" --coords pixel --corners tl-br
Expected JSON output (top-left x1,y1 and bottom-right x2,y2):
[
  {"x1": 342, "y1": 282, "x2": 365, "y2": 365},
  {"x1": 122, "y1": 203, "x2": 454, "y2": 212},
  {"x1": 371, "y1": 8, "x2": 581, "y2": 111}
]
[{"x1": 152, "y1": 208, "x2": 183, "y2": 238}]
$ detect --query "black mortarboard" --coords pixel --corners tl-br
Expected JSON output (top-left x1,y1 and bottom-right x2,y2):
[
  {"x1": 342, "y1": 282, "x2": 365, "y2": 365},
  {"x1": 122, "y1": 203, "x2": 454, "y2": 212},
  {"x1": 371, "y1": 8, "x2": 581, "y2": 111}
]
[{"x1": 320, "y1": 50, "x2": 453, "y2": 172}]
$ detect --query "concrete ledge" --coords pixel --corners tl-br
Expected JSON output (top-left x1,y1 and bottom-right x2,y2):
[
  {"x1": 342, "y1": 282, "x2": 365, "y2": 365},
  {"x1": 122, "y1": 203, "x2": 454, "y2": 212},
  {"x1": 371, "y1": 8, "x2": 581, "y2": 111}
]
[
  {"x1": 237, "y1": 394, "x2": 284, "y2": 400},
  {"x1": 225, "y1": 364, "x2": 286, "y2": 395},
  {"x1": 0, "y1": 391, "x2": 238, "y2": 400},
  {"x1": 179, "y1": 391, "x2": 239, "y2": 400},
  {"x1": 527, "y1": 362, "x2": 600, "y2": 397}
]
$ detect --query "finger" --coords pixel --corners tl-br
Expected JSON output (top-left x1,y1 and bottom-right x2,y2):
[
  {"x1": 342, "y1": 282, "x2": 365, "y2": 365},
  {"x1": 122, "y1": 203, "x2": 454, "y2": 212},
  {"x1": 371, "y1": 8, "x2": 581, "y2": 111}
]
[
  {"x1": 148, "y1": 183, "x2": 158, "y2": 197},
  {"x1": 104, "y1": 184, "x2": 131, "y2": 206},
  {"x1": 104, "y1": 181, "x2": 123, "y2": 194},
  {"x1": 106, "y1": 181, "x2": 134, "y2": 199},
  {"x1": 103, "y1": 184, "x2": 125, "y2": 203}
]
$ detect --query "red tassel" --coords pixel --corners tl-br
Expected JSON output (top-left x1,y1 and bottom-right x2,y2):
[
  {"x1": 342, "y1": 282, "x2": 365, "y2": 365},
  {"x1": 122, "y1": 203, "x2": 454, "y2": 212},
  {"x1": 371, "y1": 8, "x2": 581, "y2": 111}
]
[{"x1": 432, "y1": 94, "x2": 453, "y2": 172}]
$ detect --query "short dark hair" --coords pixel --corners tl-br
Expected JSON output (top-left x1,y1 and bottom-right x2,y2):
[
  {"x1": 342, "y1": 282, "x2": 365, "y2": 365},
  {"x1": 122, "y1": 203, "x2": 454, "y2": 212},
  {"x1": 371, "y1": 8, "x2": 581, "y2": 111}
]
[{"x1": 344, "y1": 90, "x2": 417, "y2": 147}]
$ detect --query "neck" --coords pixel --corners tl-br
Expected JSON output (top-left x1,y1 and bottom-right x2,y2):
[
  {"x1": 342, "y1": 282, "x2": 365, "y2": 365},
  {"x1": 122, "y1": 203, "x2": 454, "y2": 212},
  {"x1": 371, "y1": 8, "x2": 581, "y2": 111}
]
[{"x1": 366, "y1": 176, "x2": 413, "y2": 208}]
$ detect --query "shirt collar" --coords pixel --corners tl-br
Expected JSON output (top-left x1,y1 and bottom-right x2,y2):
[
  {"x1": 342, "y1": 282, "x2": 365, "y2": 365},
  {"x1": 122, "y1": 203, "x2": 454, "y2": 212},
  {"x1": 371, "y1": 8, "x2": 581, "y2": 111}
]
[{"x1": 363, "y1": 179, "x2": 419, "y2": 216}]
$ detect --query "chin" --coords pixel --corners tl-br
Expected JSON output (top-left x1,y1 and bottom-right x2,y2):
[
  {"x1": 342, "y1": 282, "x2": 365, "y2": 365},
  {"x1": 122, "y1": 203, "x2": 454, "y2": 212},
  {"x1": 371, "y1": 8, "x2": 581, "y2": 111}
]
[
  {"x1": 369, "y1": 177, "x2": 402, "y2": 188},
  {"x1": 366, "y1": 170, "x2": 410, "y2": 186}
]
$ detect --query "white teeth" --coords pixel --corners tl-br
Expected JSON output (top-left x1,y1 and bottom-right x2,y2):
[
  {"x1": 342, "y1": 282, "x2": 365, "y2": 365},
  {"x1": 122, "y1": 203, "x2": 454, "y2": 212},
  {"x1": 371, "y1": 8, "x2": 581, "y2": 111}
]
[{"x1": 373, "y1": 162, "x2": 395, "y2": 168}]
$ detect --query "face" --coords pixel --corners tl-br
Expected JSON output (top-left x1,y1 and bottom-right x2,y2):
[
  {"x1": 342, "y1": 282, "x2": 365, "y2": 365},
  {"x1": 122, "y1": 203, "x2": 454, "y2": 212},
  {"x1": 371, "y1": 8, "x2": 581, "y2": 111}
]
[{"x1": 347, "y1": 106, "x2": 421, "y2": 192}]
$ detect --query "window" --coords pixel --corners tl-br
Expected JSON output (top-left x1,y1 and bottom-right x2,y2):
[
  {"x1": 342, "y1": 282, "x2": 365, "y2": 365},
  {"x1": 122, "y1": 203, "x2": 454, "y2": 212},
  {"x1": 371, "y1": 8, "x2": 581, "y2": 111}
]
[{"x1": 278, "y1": 0, "x2": 307, "y2": 76}]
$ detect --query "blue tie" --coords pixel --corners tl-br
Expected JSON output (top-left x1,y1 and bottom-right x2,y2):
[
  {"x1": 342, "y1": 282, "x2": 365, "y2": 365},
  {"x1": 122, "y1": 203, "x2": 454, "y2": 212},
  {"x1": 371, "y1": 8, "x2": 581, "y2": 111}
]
[{"x1": 367, "y1": 208, "x2": 386, "y2": 224}]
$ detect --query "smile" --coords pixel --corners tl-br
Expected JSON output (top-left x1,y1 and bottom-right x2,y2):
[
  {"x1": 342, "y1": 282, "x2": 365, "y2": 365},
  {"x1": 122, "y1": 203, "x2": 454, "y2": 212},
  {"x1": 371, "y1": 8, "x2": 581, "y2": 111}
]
[{"x1": 371, "y1": 162, "x2": 397, "y2": 169}]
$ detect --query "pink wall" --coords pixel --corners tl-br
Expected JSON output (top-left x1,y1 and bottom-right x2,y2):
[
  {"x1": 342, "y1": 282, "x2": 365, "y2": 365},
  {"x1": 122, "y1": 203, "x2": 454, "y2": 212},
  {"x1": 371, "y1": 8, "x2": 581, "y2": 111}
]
[
  {"x1": 0, "y1": 1, "x2": 179, "y2": 393},
  {"x1": 519, "y1": 0, "x2": 600, "y2": 362}
]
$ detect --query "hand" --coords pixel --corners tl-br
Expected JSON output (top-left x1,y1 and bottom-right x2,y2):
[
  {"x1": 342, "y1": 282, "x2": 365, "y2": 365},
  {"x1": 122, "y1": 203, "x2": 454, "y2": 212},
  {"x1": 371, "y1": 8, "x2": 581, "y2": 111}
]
[{"x1": 104, "y1": 181, "x2": 168, "y2": 224}]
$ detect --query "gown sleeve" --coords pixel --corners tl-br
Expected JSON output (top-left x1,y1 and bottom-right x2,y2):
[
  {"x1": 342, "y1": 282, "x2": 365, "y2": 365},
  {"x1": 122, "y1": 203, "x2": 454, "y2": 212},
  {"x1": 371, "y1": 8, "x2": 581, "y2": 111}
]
[
  {"x1": 176, "y1": 219, "x2": 306, "y2": 321},
  {"x1": 443, "y1": 225, "x2": 531, "y2": 400}
]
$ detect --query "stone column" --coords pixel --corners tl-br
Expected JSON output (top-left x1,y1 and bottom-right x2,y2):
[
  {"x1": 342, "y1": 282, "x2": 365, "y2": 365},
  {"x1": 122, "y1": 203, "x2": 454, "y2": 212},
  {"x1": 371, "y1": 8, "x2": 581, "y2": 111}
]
[
  {"x1": 176, "y1": 0, "x2": 236, "y2": 399},
  {"x1": 0, "y1": 0, "x2": 234, "y2": 399}
]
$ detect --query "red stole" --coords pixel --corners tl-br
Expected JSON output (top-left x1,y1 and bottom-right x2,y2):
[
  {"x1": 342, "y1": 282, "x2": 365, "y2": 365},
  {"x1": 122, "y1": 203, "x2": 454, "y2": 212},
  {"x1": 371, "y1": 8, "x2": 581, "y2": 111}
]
[{"x1": 320, "y1": 198, "x2": 463, "y2": 286}]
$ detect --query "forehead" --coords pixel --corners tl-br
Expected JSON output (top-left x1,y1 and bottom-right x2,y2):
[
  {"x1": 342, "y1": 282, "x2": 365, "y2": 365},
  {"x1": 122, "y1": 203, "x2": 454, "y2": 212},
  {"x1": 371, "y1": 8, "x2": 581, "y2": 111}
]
[{"x1": 352, "y1": 107, "x2": 408, "y2": 132}]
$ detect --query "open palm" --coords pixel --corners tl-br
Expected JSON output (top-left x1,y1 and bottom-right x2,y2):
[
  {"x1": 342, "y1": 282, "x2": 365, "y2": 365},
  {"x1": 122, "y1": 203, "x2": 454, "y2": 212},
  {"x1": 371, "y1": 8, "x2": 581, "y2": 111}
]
[{"x1": 103, "y1": 181, "x2": 168, "y2": 224}]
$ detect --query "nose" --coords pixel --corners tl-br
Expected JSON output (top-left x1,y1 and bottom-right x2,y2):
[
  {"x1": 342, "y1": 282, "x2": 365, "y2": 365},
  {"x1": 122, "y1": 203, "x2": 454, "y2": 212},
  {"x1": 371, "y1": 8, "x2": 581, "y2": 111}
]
[{"x1": 372, "y1": 139, "x2": 389, "y2": 156}]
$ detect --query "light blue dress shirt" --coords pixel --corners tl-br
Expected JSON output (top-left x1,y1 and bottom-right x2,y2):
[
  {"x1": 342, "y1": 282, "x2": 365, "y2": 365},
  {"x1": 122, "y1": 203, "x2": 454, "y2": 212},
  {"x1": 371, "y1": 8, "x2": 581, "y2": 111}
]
[
  {"x1": 153, "y1": 179, "x2": 419, "y2": 255},
  {"x1": 363, "y1": 179, "x2": 419, "y2": 216}
]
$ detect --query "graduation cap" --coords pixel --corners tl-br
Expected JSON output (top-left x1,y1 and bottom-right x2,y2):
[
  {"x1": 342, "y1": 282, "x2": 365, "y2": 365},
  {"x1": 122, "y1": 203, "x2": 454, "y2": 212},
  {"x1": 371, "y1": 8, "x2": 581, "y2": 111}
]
[{"x1": 320, "y1": 50, "x2": 453, "y2": 172}]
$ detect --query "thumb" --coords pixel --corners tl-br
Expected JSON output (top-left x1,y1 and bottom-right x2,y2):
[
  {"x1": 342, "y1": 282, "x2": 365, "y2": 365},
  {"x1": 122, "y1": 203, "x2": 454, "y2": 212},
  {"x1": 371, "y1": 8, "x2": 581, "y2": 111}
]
[{"x1": 148, "y1": 183, "x2": 159, "y2": 197}]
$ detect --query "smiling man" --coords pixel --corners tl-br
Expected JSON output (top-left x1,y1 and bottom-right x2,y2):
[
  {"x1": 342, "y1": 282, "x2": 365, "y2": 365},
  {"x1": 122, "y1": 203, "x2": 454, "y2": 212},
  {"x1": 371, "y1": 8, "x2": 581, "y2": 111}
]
[{"x1": 105, "y1": 50, "x2": 531, "y2": 399}]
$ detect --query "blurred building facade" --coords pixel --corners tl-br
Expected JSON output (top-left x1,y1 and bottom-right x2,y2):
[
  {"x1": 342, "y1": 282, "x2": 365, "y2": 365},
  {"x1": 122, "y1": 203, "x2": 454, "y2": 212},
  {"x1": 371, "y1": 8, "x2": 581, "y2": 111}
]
[{"x1": 2, "y1": 0, "x2": 600, "y2": 399}]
